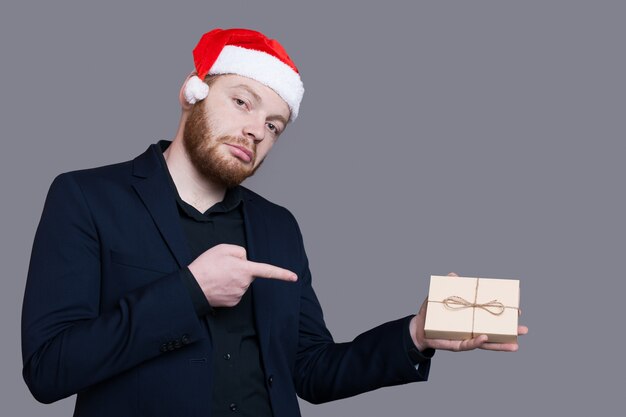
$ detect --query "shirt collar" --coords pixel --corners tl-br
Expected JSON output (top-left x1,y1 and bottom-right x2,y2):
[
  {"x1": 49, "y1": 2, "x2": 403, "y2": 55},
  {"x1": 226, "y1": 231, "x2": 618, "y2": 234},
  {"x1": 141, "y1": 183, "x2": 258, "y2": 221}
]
[{"x1": 155, "y1": 140, "x2": 245, "y2": 217}]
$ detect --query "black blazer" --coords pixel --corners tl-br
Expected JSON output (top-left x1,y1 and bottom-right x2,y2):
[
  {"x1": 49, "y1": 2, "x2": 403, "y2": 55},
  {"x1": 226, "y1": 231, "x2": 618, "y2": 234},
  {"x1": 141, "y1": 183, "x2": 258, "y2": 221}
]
[{"x1": 22, "y1": 142, "x2": 429, "y2": 417}]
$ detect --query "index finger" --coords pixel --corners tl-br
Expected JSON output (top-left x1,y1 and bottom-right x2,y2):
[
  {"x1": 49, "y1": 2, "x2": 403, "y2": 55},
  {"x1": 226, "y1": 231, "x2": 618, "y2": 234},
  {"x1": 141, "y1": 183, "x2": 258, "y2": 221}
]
[
  {"x1": 244, "y1": 260, "x2": 298, "y2": 282},
  {"x1": 479, "y1": 341, "x2": 519, "y2": 352}
]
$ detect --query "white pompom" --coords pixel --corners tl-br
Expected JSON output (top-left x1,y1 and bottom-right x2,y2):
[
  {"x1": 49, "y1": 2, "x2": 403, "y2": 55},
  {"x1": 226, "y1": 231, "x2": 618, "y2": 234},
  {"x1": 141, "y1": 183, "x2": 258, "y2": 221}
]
[{"x1": 183, "y1": 75, "x2": 209, "y2": 104}]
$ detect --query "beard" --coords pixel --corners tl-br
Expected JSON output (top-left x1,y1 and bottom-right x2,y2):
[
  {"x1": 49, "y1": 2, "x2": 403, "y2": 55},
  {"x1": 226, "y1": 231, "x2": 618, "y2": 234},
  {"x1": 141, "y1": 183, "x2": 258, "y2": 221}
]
[{"x1": 182, "y1": 102, "x2": 262, "y2": 188}]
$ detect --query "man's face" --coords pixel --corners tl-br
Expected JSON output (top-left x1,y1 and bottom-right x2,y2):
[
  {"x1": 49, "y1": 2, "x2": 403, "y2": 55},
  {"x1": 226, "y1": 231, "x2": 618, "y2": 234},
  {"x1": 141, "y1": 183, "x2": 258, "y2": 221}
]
[{"x1": 183, "y1": 74, "x2": 291, "y2": 188}]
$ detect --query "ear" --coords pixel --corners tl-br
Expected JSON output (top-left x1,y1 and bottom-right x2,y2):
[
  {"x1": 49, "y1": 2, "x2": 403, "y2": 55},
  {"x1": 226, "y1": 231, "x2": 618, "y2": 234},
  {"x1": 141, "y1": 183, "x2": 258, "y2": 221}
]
[
  {"x1": 179, "y1": 72, "x2": 209, "y2": 111},
  {"x1": 178, "y1": 73, "x2": 195, "y2": 111}
]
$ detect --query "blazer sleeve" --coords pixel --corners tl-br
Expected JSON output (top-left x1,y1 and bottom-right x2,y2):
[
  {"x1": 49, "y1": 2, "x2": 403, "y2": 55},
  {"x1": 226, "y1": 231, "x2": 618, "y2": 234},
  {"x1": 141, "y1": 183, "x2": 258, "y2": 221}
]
[
  {"x1": 289, "y1": 214, "x2": 430, "y2": 404},
  {"x1": 21, "y1": 173, "x2": 203, "y2": 404}
]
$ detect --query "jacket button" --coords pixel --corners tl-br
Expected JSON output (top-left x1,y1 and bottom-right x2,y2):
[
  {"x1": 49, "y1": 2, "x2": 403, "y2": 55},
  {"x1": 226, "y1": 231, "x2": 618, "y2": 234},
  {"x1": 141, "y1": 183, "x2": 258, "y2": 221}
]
[
  {"x1": 174, "y1": 339, "x2": 182, "y2": 349},
  {"x1": 160, "y1": 344, "x2": 168, "y2": 353},
  {"x1": 167, "y1": 341, "x2": 175, "y2": 351},
  {"x1": 181, "y1": 334, "x2": 190, "y2": 345},
  {"x1": 268, "y1": 376, "x2": 274, "y2": 387},
  {"x1": 223, "y1": 353, "x2": 231, "y2": 360},
  {"x1": 229, "y1": 402, "x2": 237, "y2": 412}
]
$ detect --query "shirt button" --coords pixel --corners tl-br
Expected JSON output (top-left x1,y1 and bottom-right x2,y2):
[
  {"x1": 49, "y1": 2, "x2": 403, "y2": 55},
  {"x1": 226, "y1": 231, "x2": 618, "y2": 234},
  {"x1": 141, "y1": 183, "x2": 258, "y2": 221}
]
[
  {"x1": 223, "y1": 353, "x2": 231, "y2": 360},
  {"x1": 229, "y1": 403, "x2": 237, "y2": 412},
  {"x1": 268, "y1": 376, "x2": 274, "y2": 387}
]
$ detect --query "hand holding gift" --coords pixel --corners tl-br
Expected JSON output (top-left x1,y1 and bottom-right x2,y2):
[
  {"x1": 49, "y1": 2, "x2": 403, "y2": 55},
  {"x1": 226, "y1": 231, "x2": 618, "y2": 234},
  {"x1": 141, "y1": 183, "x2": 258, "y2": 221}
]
[{"x1": 410, "y1": 273, "x2": 529, "y2": 352}]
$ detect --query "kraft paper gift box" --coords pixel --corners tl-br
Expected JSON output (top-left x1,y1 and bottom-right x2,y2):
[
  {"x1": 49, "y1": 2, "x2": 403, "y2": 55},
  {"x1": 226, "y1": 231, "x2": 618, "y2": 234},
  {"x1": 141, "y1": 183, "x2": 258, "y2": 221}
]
[{"x1": 424, "y1": 275, "x2": 520, "y2": 344}]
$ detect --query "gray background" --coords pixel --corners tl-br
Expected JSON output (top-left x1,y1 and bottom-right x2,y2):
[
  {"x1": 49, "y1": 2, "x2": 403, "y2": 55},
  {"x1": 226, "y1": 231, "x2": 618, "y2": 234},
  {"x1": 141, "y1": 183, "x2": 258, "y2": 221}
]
[{"x1": 2, "y1": 1, "x2": 624, "y2": 416}]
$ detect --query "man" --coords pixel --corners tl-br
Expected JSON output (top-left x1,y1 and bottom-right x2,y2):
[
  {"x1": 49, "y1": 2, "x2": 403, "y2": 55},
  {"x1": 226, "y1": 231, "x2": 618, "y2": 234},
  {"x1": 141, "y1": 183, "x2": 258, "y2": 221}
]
[{"x1": 22, "y1": 28, "x2": 527, "y2": 417}]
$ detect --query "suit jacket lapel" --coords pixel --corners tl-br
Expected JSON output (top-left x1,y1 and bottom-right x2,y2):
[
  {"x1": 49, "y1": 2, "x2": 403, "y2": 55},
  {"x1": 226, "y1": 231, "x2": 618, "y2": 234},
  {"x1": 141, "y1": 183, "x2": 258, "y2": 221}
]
[
  {"x1": 243, "y1": 198, "x2": 274, "y2": 355},
  {"x1": 132, "y1": 143, "x2": 273, "y2": 352},
  {"x1": 131, "y1": 143, "x2": 192, "y2": 268}
]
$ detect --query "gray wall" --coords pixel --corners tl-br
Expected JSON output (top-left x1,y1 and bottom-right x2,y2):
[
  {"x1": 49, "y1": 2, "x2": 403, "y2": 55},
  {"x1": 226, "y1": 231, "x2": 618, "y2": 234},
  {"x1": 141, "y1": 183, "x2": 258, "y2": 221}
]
[{"x1": 2, "y1": 1, "x2": 623, "y2": 415}]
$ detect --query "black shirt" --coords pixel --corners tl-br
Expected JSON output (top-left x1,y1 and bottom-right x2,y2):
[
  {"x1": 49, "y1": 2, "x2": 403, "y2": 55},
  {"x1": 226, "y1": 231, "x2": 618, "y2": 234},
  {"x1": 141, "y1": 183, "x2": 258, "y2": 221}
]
[{"x1": 156, "y1": 140, "x2": 272, "y2": 417}]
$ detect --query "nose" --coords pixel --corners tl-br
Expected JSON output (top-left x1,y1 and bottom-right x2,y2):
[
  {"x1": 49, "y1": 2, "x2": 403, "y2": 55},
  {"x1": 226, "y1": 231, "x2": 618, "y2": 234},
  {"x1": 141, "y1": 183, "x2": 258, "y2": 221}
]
[{"x1": 242, "y1": 115, "x2": 266, "y2": 143}]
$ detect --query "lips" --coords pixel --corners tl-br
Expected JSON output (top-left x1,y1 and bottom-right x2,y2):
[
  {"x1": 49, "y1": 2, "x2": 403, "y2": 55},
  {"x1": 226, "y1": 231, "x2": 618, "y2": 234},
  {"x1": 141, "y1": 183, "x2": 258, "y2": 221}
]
[{"x1": 224, "y1": 143, "x2": 254, "y2": 162}]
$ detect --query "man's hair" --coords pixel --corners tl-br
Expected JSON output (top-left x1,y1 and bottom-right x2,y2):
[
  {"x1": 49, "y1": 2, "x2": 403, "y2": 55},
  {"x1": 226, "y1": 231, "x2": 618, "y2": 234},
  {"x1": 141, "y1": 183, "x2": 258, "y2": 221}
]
[{"x1": 203, "y1": 74, "x2": 221, "y2": 87}]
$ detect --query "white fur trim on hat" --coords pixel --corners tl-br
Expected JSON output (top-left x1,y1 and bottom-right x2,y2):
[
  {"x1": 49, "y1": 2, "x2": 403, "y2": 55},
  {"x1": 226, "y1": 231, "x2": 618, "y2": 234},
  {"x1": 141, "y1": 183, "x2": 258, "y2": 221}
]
[
  {"x1": 209, "y1": 45, "x2": 304, "y2": 120},
  {"x1": 183, "y1": 75, "x2": 209, "y2": 104}
]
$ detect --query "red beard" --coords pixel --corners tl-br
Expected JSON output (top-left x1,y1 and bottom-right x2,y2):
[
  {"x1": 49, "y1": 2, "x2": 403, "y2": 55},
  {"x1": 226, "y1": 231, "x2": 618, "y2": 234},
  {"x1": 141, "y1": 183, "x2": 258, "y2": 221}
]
[{"x1": 183, "y1": 102, "x2": 260, "y2": 188}]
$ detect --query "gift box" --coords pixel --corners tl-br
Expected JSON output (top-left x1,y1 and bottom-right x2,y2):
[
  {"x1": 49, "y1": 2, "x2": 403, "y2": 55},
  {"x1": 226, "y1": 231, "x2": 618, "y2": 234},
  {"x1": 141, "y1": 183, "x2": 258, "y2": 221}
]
[{"x1": 424, "y1": 275, "x2": 520, "y2": 344}]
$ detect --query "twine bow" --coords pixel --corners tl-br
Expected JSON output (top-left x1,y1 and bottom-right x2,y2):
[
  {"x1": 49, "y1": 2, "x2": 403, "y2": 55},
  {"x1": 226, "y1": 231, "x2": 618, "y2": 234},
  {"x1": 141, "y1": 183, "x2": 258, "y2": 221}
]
[{"x1": 442, "y1": 295, "x2": 505, "y2": 316}]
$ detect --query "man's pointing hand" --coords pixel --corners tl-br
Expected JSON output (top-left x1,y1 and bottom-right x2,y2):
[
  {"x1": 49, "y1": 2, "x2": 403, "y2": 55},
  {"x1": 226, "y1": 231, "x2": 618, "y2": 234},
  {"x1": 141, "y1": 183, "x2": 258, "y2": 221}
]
[{"x1": 188, "y1": 244, "x2": 298, "y2": 307}]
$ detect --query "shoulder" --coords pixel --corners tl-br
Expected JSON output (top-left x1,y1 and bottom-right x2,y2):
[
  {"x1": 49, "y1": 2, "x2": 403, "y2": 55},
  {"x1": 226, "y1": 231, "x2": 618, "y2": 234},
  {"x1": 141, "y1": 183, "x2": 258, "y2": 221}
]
[
  {"x1": 38, "y1": 159, "x2": 134, "y2": 223},
  {"x1": 47, "y1": 151, "x2": 144, "y2": 201},
  {"x1": 55, "y1": 159, "x2": 134, "y2": 187},
  {"x1": 43, "y1": 158, "x2": 137, "y2": 216}
]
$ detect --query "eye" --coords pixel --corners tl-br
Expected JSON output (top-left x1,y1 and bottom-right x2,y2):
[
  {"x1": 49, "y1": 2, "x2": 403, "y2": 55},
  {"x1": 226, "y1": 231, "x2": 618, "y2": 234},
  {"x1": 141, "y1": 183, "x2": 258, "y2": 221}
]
[
  {"x1": 267, "y1": 122, "x2": 283, "y2": 136},
  {"x1": 234, "y1": 98, "x2": 246, "y2": 107}
]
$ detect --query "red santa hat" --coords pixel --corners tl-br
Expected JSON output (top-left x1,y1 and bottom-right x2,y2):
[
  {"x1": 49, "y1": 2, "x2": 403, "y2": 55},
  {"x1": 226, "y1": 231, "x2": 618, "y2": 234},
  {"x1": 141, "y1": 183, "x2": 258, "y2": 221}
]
[{"x1": 183, "y1": 28, "x2": 304, "y2": 120}]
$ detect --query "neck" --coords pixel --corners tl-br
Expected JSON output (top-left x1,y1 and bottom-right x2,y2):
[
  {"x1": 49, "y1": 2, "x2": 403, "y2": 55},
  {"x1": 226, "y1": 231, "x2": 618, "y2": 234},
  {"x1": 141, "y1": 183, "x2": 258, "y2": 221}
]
[{"x1": 163, "y1": 113, "x2": 227, "y2": 212}]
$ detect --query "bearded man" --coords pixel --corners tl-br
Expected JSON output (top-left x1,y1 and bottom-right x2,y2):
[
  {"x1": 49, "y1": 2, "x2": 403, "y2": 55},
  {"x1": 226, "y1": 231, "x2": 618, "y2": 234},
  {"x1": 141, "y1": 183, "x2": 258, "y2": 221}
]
[{"x1": 22, "y1": 28, "x2": 527, "y2": 417}]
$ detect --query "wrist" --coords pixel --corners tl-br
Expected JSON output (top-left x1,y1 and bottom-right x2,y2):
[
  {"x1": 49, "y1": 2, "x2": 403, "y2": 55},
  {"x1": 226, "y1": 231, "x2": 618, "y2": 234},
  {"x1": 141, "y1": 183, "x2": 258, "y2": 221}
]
[{"x1": 410, "y1": 315, "x2": 430, "y2": 352}]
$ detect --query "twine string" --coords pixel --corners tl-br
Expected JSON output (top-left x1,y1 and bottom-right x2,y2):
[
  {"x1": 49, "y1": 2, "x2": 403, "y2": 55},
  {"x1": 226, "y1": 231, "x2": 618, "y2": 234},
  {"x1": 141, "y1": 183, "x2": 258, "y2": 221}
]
[
  {"x1": 441, "y1": 278, "x2": 503, "y2": 338},
  {"x1": 442, "y1": 295, "x2": 506, "y2": 316}
]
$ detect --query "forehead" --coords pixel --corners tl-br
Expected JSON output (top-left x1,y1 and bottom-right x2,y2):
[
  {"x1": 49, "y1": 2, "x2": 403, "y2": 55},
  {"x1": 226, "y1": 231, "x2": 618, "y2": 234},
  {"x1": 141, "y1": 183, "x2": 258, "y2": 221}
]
[{"x1": 213, "y1": 74, "x2": 291, "y2": 120}]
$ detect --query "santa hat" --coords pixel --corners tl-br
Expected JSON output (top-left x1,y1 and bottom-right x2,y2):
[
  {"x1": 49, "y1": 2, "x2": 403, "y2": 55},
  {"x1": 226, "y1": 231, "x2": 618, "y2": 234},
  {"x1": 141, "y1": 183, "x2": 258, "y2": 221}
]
[{"x1": 184, "y1": 28, "x2": 304, "y2": 120}]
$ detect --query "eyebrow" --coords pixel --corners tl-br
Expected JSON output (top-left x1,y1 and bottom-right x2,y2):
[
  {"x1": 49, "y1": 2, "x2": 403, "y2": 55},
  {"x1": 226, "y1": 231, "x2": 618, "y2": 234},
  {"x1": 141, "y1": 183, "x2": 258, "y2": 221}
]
[
  {"x1": 231, "y1": 84, "x2": 289, "y2": 127},
  {"x1": 232, "y1": 84, "x2": 263, "y2": 103}
]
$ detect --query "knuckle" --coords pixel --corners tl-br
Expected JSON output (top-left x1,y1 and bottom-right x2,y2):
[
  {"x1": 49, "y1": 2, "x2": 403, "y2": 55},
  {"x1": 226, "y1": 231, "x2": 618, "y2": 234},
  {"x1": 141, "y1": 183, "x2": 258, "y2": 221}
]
[
  {"x1": 214, "y1": 243, "x2": 228, "y2": 252},
  {"x1": 232, "y1": 245, "x2": 246, "y2": 258}
]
